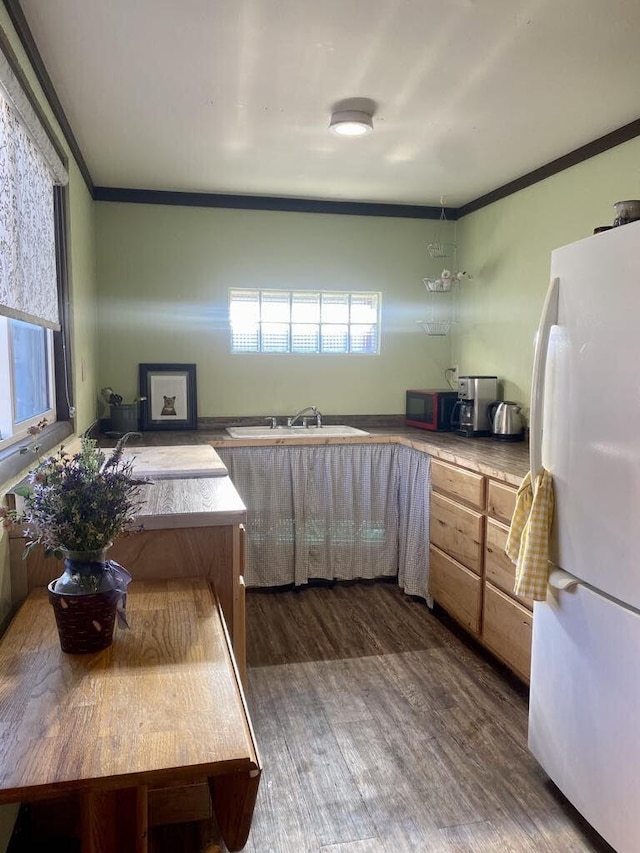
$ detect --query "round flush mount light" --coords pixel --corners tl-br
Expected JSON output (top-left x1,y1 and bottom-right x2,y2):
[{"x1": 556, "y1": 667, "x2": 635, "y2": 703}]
[{"x1": 329, "y1": 109, "x2": 373, "y2": 136}]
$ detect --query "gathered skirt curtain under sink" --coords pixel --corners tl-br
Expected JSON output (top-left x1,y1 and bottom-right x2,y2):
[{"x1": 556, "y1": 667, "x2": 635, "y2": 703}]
[{"x1": 217, "y1": 443, "x2": 431, "y2": 599}]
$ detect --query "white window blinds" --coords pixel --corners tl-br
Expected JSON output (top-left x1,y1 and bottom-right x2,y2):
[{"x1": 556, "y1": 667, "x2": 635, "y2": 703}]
[{"x1": 0, "y1": 46, "x2": 68, "y2": 331}]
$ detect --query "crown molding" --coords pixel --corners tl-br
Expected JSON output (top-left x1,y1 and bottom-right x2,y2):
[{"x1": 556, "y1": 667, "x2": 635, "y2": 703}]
[{"x1": 93, "y1": 187, "x2": 457, "y2": 219}]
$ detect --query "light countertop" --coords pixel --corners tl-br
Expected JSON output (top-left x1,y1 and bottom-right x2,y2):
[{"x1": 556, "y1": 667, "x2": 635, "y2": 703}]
[
  {"x1": 38, "y1": 440, "x2": 241, "y2": 530},
  {"x1": 208, "y1": 430, "x2": 529, "y2": 487},
  {"x1": 135, "y1": 476, "x2": 246, "y2": 529},
  {"x1": 123, "y1": 444, "x2": 228, "y2": 479},
  {"x1": 95, "y1": 429, "x2": 528, "y2": 532}
]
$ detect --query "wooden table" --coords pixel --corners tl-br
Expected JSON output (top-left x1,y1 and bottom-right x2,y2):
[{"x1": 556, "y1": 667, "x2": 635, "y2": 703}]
[{"x1": 0, "y1": 578, "x2": 261, "y2": 852}]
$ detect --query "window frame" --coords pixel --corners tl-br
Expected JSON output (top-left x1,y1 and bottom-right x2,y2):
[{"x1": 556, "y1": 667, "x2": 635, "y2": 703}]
[
  {"x1": 229, "y1": 288, "x2": 381, "y2": 355},
  {"x1": 0, "y1": 317, "x2": 56, "y2": 450}
]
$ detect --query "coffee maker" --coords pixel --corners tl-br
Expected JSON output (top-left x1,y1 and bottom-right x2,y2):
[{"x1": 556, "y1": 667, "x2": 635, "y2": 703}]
[{"x1": 455, "y1": 375, "x2": 499, "y2": 437}]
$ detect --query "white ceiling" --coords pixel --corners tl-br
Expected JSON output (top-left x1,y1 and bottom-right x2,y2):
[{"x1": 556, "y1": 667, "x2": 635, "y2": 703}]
[{"x1": 18, "y1": 0, "x2": 640, "y2": 207}]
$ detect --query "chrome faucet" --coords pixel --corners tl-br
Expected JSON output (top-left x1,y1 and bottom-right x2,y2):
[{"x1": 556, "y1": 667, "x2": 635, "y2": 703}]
[
  {"x1": 265, "y1": 416, "x2": 278, "y2": 429},
  {"x1": 287, "y1": 406, "x2": 322, "y2": 428}
]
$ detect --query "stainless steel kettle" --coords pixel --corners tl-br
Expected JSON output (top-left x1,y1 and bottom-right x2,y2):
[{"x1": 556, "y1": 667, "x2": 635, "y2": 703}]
[{"x1": 490, "y1": 401, "x2": 524, "y2": 441}]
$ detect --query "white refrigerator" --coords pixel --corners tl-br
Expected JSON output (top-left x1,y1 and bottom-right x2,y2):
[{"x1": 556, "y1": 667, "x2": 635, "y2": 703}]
[{"x1": 528, "y1": 220, "x2": 640, "y2": 853}]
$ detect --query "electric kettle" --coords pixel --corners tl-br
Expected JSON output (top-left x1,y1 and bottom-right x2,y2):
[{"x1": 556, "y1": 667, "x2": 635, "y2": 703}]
[{"x1": 490, "y1": 402, "x2": 524, "y2": 441}]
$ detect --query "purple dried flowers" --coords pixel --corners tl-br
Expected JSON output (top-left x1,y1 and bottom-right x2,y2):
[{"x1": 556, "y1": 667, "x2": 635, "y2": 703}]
[{"x1": 21, "y1": 437, "x2": 148, "y2": 556}]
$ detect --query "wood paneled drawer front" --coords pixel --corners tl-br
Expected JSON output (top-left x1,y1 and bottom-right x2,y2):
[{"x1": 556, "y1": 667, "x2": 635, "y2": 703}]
[
  {"x1": 487, "y1": 480, "x2": 518, "y2": 525},
  {"x1": 482, "y1": 583, "x2": 532, "y2": 683},
  {"x1": 431, "y1": 459, "x2": 485, "y2": 509},
  {"x1": 485, "y1": 519, "x2": 533, "y2": 610},
  {"x1": 430, "y1": 492, "x2": 484, "y2": 574},
  {"x1": 429, "y1": 545, "x2": 482, "y2": 636}
]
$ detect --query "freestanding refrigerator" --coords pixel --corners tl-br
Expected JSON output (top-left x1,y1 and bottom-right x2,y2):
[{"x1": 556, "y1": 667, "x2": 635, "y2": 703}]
[{"x1": 527, "y1": 220, "x2": 640, "y2": 853}]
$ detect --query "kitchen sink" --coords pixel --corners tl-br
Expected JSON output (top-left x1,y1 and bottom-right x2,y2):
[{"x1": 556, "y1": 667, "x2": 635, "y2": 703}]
[{"x1": 225, "y1": 425, "x2": 370, "y2": 438}]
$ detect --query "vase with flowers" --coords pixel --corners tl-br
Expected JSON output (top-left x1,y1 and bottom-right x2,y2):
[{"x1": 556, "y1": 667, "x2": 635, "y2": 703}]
[{"x1": 5, "y1": 435, "x2": 148, "y2": 653}]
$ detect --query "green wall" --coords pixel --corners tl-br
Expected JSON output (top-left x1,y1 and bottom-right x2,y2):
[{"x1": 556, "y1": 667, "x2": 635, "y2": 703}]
[
  {"x1": 453, "y1": 136, "x2": 640, "y2": 414},
  {"x1": 95, "y1": 204, "x2": 456, "y2": 417},
  {"x1": 1, "y1": 97, "x2": 632, "y2": 436},
  {"x1": 96, "y1": 133, "x2": 640, "y2": 423},
  {"x1": 66, "y1": 161, "x2": 99, "y2": 435}
]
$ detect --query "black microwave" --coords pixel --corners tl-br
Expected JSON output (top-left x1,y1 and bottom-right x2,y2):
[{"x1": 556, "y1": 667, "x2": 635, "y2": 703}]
[{"x1": 405, "y1": 389, "x2": 458, "y2": 431}]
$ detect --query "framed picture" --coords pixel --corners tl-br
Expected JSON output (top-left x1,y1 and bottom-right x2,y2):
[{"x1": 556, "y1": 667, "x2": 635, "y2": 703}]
[{"x1": 138, "y1": 363, "x2": 197, "y2": 430}]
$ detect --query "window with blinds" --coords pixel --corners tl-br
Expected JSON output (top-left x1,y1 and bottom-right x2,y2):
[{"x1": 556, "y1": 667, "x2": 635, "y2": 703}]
[{"x1": 229, "y1": 289, "x2": 380, "y2": 354}]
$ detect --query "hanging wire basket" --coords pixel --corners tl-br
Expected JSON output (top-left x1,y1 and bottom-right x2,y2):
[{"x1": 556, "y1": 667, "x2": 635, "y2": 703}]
[
  {"x1": 417, "y1": 319, "x2": 453, "y2": 336},
  {"x1": 423, "y1": 276, "x2": 453, "y2": 293},
  {"x1": 427, "y1": 198, "x2": 455, "y2": 259},
  {"x1": 426, "y1": 241, "x2": 449, "y2": 259}
]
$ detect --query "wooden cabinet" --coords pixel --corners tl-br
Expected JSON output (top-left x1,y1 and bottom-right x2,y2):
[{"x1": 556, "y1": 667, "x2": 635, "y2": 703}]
[
  {"x1": 429, "y1": 461, "x2": 532, "y2": 682},
  {"x1": 485, "y1": 518, "x2": 533, "y2": 609},
  {"x1": 484, "y1": 480, "x2": 532, "y2": 683},
  {"x1": 430, "y1": 493, "x2": 484, "y2": 575},
  {"x1": 487, "y1": 480, "x2": 518, "y2": 526},
  {"x1": 482, "y1": 584, "x2": 532, "y2": 683},
  {"x1": 429, "y1": 462, "x2": 485, "y2": 639},
  {"x1": 431, "y1": 459, "x2": 485, "y2": 509},
  {"x1": 429, "y1": 545, "x2": 482, "y2": 634}
]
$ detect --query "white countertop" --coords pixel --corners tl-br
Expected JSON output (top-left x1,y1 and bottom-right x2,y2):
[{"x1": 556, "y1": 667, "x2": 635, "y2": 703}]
[{"x1": 124, "y1": 444, "x2": 228, "y2": 479}]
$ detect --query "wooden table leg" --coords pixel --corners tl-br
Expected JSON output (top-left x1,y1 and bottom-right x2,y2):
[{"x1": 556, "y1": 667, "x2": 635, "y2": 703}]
[
  {"x1": 208, "y1": 768, "x2": 261, "y2": 852},
  {"x1": 81, "y1": 786, "x2": 148, "y2": 853}
]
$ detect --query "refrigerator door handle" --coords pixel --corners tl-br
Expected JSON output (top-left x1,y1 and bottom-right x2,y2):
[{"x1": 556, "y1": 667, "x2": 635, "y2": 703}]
[
  {"x1": 548, "y1": 567, "x2": 580, "y2": 591},
  {"x1": 530, "y1": 276, "x2": 560, "y2": 490}
]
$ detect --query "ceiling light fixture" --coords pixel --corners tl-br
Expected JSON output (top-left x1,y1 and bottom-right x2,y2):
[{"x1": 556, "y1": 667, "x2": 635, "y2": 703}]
[{"x1": 329, "y1": 109, "x2": 373, "y2": 137}]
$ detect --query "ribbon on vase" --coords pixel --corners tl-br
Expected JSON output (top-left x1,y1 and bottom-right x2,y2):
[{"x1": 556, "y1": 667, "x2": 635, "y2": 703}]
[{"x1": 105, "y1": 560, "x2": 133, "y2": 629}]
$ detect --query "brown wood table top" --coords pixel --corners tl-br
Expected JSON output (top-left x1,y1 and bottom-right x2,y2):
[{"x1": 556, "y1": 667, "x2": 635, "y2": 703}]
[{"x1": 0, "y1": 578, "x2": 261, "y2": 852}]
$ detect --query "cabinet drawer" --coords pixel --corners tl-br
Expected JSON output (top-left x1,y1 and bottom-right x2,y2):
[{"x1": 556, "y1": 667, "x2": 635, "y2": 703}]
[
  {"x1": 485, "y1": 519, "x2": 533, "y2": 609},
  {"x1": 430, "y1": 492, "x2": 484, "y2": 575},
  {"x1": 429, "y1": 545, "x2": 482, "y2": 636},
  {"x1": 482, "y1": 583, "x2": 532, "y2": 683},
  {"x1": 431, "y1": 459, "x2": 485, "y2": 509},
  {"x1": 487, "y1": 480, "x2": 518, "y2": 525}
]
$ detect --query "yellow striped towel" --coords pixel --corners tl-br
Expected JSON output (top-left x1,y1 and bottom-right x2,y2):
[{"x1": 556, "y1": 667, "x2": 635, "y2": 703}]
[{"x1": 505, "y1": 468, "x2": 554, "y2": 601}]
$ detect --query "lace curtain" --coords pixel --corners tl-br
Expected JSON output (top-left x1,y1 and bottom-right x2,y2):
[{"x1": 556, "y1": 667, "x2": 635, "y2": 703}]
[
  {"x1": 217, "y1": 443, "x2": 431, "y2": 599},
  {"x1": 0, "y1": 44, "x2": 68, "y2": 330}
]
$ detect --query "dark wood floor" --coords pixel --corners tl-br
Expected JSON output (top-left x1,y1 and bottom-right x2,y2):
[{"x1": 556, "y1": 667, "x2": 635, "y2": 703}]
[{"x1": 239, "y1": 580, "x2": 614, "y2": 853}]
